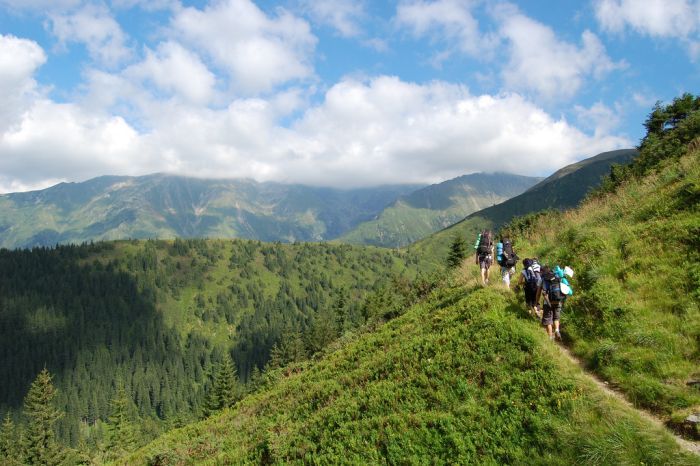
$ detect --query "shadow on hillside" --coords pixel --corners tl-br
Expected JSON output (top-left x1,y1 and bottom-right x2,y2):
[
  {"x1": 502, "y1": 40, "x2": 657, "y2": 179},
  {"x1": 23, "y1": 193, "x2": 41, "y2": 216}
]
[{"x1": 0, "y1": 244, "x2": 202, "y2": 438}]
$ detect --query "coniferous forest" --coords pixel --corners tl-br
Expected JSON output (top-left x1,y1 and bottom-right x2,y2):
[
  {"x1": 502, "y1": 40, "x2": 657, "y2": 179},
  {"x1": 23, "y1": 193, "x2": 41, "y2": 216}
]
[{"x1": 0, "y1": 238, "x2": 429, "y2": 461}]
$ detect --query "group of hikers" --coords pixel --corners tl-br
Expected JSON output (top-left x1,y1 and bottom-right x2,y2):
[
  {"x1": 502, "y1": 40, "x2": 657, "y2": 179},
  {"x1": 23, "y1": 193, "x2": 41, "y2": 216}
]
[{"x1": 473, "y1": 229, "x2": 574, "y2": 341}]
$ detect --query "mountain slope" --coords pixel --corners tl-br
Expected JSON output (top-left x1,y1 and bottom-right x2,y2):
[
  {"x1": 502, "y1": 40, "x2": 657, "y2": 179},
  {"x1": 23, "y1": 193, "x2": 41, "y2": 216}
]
[
  {"x1": 0, "y1": 175, "x2": 423, "y2": 249},
  {"x1": 120, "y1": 282, "x2": 696, "y2": 465},
  {"x1": 410, "y1": 149, "x2": 638, "y2": 264},
  {"x1": 508, "y1": 143, "x2": 700, "y2": 431},
  {"x1": 338, "y1": 173, "x2": 541, "y2": 247}
]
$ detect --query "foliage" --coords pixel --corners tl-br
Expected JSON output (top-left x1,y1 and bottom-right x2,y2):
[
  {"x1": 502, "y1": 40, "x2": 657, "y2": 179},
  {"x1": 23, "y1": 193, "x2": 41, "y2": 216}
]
[
  {"x1": 104, "y1": 381, "x2": 138, "y2": 461},
  {"x1": 0, "y1": 238, "x2": 420, "y2": 457},
  {"x1": 596, "y1": 93, "x2": 700, "y2": 195},
  {"x1": 509, "y1": 138, "x2": 700, "y2": 421},
  {"x1": 203, "y1": 354, "x2": 242, "y2": 417},
  {"x1": 22, "y1": 368, "x2": 65, "y2": 465},
  {"x1": 446, "y1": 234, "x2": 467, "y2": 268},
  {"x1": 121, "y1": 284, "x2": 696, "y2": 465}
]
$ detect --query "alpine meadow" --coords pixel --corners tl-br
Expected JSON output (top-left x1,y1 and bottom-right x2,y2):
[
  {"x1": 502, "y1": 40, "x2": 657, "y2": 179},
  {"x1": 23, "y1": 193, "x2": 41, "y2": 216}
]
[{"x1": 1, "y1": 1, "x2": 700, "y2": 464}]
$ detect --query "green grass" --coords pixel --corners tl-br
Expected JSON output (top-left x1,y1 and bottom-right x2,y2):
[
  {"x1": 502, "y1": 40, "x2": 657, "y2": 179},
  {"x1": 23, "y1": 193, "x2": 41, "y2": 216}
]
[
  {"x1": 118, "y1": 274, "x2": 696, "y2": 465},
  {"x1": 505, "y1": 148, "x2": 700, "y2": 423}
]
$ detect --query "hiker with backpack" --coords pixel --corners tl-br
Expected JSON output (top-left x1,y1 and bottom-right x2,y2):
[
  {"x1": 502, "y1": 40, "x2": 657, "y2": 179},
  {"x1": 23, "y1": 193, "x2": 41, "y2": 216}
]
[
  {"x1": 474, "y1": 230, "x2": 494, "y2": 285},
  {"x1": 496, "y1": 235, "x2": 518, "y2": 288},
  {"x1": 518, "y1": 258, "x2": 541, "y2": 317},
  {"x1": 540, "y1": 265, "x2": 574, "y2": 341}
]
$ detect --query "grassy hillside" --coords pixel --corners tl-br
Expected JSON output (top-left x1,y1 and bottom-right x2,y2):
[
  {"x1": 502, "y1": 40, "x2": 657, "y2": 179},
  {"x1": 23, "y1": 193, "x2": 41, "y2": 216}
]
[
  {"x1": 339, "y1": 173, "x2": 540, "y2": 248},
  {"x1": 506, "y1": 145, "x2": 700, "y2": 430},
  {"x1": 410, "y1": 149, "x2": 637, "y2": 266},
  {"x1": 0, "y1": 175, "x2": 422, "y2": 249},
  {"x1": 120, "y1": 275, "x2": 696, "y2": 465}
]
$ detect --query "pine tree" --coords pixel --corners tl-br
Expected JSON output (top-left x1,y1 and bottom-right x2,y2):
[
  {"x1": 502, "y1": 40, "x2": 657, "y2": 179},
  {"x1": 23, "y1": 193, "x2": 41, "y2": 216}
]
[
  {"x1": 446, "y1": 234, "x2": 467, "y2": 268},
  {"x1": 104, "y1": 381, "x2": 137, "y2": 460},
  {"x1": 203, "y1": 354, "x2": 240, "y2": 417},
  {"x1": 0, "y1": 412, "x2": 22, "y2": 464},
  {"x1": 22, "y1": 368, "x2": 65, "y2": 466}
]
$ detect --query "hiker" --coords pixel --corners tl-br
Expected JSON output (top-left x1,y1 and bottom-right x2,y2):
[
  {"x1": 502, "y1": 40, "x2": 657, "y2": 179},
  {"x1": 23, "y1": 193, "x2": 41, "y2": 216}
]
[
  {"x1": 496, "y1": 235, "x2": 518, "y2": 288},
  {"x1": 541, "y1": 265, "x2": 574, "y2": 340},
  {"x1": 518, "y1": 258, "x2": 541, "y2": 317},
  {"x1": 474, "y1": 229, "x2": 494, "y2": 285}
]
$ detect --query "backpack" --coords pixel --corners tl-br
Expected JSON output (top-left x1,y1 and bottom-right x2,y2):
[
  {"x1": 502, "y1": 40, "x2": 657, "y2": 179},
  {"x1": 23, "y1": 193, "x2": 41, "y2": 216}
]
[
  {"x1": 501, "y1": 238, "x2": 518, "y2": 267},
  {"x1": 477, "y1": 230, "x2": 492, "y2": 255},
  {"x1": 545, "y1": 272, "x2": 566, "y2": 302},
  {"x1": 525, "y1": 267, "x2": 539, "y2": 285}
]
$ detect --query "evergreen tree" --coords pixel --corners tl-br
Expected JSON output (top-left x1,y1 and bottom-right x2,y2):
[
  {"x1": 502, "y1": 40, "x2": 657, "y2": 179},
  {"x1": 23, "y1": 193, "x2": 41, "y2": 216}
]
[
  {"x1": 307, "y1": 308, "x2": 339, "y2": 354},
  {"x1": 446, "y1": 234, "x2": 467, "y2": 268},
  {"x1": 203, "y1": 354, "x2": 240, "y2": 417},
  {"x1": 22, "y1": 368, "x2": 65, "y2": 466},
  {"x1": 0, "y1": 412, "x2": 22, "y2": 465},
  {"x1": 104, "y1": 381, "x2": 137, "y2": 460}
]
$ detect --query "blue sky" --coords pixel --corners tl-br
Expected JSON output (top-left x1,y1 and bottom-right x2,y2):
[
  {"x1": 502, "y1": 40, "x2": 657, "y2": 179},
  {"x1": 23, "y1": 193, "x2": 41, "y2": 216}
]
[{"x1": 0, "y1": 0, "x2": 698, "y2": 192}]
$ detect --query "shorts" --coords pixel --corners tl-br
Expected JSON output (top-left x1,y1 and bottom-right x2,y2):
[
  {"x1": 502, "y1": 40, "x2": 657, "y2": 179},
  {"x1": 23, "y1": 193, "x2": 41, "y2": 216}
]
[
  {"x1": 541, "y1": 301, "x2": 562, "y2": 326},
  {"x1": 524, "y1": 283, "x2": 537, "y2": 307},
  {"x1": 479, "y1": 254, "x2": 492, "y2": 269}
]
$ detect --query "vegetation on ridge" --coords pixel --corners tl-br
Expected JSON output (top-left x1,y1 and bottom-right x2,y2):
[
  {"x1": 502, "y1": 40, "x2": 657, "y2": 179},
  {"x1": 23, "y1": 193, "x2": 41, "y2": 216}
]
[
  {"x1": 501, "y1": 94, "x2": 700, "y2": 431},
  {"x1": 120, "y1": 276, "x2": 696, "y2": 465}
]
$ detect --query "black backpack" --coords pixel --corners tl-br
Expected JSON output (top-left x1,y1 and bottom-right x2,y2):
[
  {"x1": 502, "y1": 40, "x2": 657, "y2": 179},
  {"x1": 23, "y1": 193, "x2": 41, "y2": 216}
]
[
  {"x1": 502, "y1": 238, "x2": 518, "y2": 267},
  {"x1": 545, "y1": 273, "x2": 566, "y2": 302},
  {"x1": 477, "y1": 230, "x2": 492, "y2": 255}
]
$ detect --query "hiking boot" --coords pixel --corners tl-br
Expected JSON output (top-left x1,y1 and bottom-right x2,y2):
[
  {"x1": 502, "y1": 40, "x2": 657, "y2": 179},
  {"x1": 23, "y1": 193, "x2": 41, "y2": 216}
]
[{"x1": 555, "y1": 330, "x2": 562, "y2": 340}]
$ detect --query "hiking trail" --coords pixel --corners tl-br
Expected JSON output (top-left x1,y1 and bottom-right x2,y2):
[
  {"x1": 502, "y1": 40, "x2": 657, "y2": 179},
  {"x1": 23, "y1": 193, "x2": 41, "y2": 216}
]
[{"x1": 554, "y1": 339, "x2": 700, "y2": 456}]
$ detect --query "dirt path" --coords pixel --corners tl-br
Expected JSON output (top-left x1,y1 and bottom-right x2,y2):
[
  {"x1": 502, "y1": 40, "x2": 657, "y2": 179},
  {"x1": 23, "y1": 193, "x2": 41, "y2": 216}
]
[{"x1": 555, "y1": 342, "x2": 700, "y2": 456}]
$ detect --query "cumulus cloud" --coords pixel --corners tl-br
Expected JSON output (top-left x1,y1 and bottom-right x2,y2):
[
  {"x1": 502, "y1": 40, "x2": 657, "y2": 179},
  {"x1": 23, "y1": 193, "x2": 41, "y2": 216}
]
[
  {"x1": 0, "y1": 66, "x2": 630, "y2": 192},
  {"x1": 49, "y1": 3, "x2": 132, "y2": 67},
  {"x1": 595, "y1": 0, "x2": 700, "y2": 58},
  {"x1": 595, "y1": 0, "x2": 697, "y2": 37},
  {"x1": 285, "y1": 77, "x2": 630, "y2": 185},
  {"x1": 126, "y1": 41, "x2": 217, "y2": 105},
  {"x1": 0, "y1": 35, "x2": 46, "y2": 133},
  {"x1": 395, "y1": 0, "x2": 496, "y2": 59},
  {"x1": 298, "y1": 0, "x2": 365, "y2": 37},
  {"x1": 171, "y1": 0, "x2": 317, "y2": 94},
  {"x1": 495, "y1": 4, "x2": 624, "y2": 100}
]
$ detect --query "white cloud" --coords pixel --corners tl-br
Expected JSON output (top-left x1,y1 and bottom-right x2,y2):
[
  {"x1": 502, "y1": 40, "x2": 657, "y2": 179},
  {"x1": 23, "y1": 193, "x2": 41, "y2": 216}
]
[
  {"x1": 0, "y1": 99, "x2": 145, "y2": 187},
  {"x1": 299, "y1": 0, "x2": 365, "y2": 37},
  {"x1": 396, "y1": 0, "x2": 496, "y2": 58},
  {"x1": 284, "y1": 77, "x2": 630, "y2": 186},
  {"x1": 595, "y1": 0, "x2": 700, "y2": 58},
  {"x1": 595, "y1": 0, "x2": 698, "y2": 37},
  {"x1": 126, "y1": 41, "x2": 216, "y2": 105},
  {"x1": 172, "y1": 0, "x2": 317, "y2": 94},
  {"x1": 574, "y1": 101, "x2": 623, "y2": 137},
  {"x1": 0, "y1": 35, "x2": 46, "y2": 132},
  {"x1": 0, "y1": 68, "x2": 630, "y2": 192},
  {"x1": 49, "y1": 3, "x2": 132, "y2": 67},
  {"x1": 495, "y1": 4, "x2": 624, "y2": 100}
]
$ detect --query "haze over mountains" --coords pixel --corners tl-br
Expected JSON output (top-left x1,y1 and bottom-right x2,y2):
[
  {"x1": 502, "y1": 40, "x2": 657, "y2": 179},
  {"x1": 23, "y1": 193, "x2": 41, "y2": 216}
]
[{"x1": 0, "y1": 172, "x2": 540, "y2": 249}]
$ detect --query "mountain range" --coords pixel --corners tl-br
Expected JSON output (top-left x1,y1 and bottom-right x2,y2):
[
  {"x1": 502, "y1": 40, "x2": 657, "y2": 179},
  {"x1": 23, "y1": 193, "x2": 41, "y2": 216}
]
[{"x1": 0, "y1": 172, "x2": 539, "y2": 249}]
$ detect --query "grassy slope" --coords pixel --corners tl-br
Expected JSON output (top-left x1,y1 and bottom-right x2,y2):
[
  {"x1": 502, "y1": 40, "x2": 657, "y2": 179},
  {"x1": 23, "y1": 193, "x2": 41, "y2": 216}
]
[
  {"x1": 120, "y1": 272, "x2": 696, "y2": 465},
  {"x1": 409, "y1": 149, "x2": 638, "y2": 268},
  {"x1": 508, "y1": 148, "x2": 700, "y2": 425}
]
